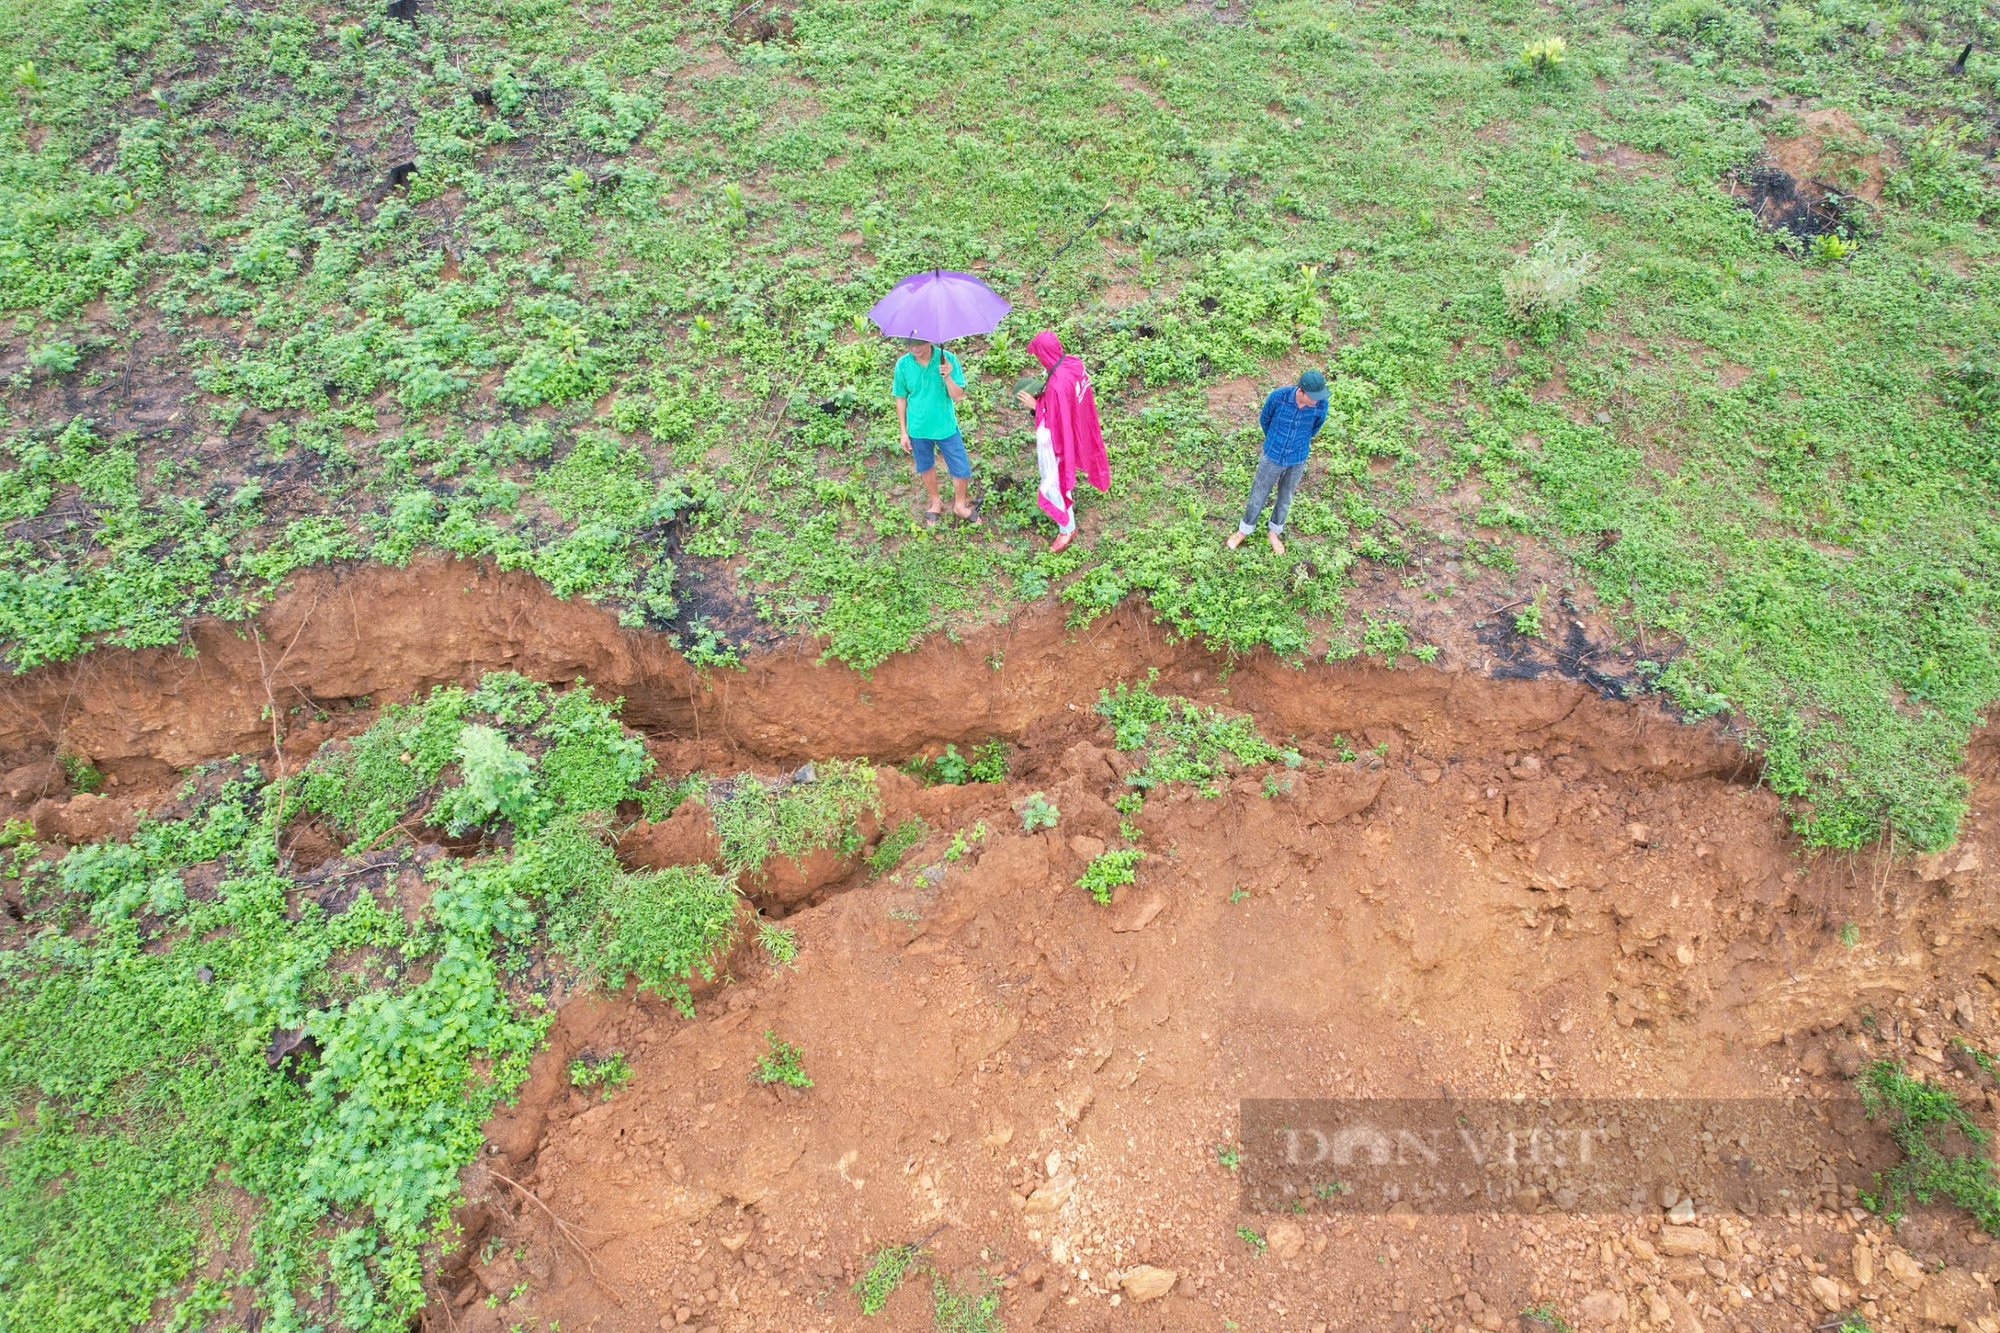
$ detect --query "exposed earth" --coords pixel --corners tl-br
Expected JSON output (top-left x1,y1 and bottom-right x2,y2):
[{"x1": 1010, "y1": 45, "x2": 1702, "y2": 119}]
[{"x1": 3, "y1": 562, "x2": 1998, "y2": 1333}]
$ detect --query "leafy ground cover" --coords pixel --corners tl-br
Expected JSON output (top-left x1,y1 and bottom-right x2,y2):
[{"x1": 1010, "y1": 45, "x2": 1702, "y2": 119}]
[
  {"x1": 0, "y1": 675, "x2": 764, "y2": 1332},
  {"x1": 2, "y1": 1, "x2": 1997, "y2": 849}
]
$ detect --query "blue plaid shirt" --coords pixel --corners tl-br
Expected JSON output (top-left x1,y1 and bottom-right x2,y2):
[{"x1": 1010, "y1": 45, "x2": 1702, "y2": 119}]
[{"x1": 1258, "y1": 387, "x2": 1328, "y2": 467}]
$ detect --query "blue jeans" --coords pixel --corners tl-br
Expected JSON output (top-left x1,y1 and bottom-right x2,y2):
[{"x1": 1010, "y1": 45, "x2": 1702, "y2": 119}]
[
  {"x1": 1239, "y1": 458, "x2": 1306, "y2": 535},
  {"x1": 910, "y1": 432, "x2": 971, "y2": 480}
]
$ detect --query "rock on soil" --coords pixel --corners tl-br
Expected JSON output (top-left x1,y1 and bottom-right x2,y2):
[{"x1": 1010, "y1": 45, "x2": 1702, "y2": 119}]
[{"x1": 1117, "y1": 1265, "x2": 1176, "y2": 1302}]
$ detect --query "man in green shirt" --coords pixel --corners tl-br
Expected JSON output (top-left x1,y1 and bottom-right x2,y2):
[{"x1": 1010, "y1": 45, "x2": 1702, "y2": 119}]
[{"x1": 892, "y1": 337, "x2": 979, "y2": 525}]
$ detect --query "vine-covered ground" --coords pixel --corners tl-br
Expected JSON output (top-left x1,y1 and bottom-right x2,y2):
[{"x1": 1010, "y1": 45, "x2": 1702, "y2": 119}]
[{"x1": 0, "y1": 673, "x2": 878, "y2": 1332}]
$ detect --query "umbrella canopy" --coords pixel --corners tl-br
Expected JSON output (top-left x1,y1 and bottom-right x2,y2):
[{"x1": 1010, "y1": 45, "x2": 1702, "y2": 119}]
[{"x1": 866, "y1": 269, "x2": 1010, "y2": 344}]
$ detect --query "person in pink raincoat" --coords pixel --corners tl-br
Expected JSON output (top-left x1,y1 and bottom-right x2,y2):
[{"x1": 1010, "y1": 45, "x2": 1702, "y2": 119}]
[{"x1": 1012, "y1": 331, "x2": 1108, "y2": 553}]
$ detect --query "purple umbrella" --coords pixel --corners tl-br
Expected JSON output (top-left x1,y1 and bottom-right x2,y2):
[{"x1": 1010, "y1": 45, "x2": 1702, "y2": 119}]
[{"x1": 866, "y1": 269, "x2": 1011, "y2": 343}]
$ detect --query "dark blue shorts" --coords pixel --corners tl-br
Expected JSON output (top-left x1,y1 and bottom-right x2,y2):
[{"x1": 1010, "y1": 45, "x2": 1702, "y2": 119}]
[{"x1": 910, "y1": 432, "x2": 971, "y2": 480}]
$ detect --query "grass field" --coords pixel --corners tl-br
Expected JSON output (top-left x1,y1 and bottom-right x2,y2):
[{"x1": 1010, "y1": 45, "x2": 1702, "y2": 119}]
[{"x1": 4, "y1": 0, "x2": 1998, "y2": 846}]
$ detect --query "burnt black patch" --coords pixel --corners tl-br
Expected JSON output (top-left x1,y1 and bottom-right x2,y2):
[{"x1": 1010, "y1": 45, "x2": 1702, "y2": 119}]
[
  {"x1": 1728, "y1": 164, "x2": 1865, "y2": 244},
  {"x1": 1473, "y1": 610, "x2": 1649, "y2": 703}
]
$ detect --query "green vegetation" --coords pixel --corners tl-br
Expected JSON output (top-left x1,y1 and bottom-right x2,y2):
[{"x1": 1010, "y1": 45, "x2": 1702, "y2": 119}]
[
  {"x1": 1077, "y1": 847, "x2": 1143, "y2": 905},
  {"x1": 0, "y1": 0, "x2": 1994, "y2": 848},
  {"x1": 905, "y1": 740, "x2": 1010, "y2": 787},
  {"x1": 1857, "y1": 1058, "x2": 2000, "y2": 1232},
  {"x1": 1099, "y1": 673, "x2": 1302, "y2": 795},
  {"x1": 1519, "y1": 1302, "x2": 1578, "y2": 1333},
  {"x1": 943, "y1": 823, "x2": 987, "y2": 862},
  {"x1": 0, "y1": 676, "x2": 747, "y2": 1333},
  {"x1": 867, "y1": 816, "x2": 931, "y2": 875},
  {"x1": 1216, "y1": 1142, "x2": 1242, "y2": 1171},
  {"x1": 297, "y1": 673, "x2": 658, "y2": 846},
  {"x1": 931, "y1": 1274, "x2": 1004, "y2": 1333},
  {"x1": 568, "y1": 1050, "x2": 631, "y2": 1095},
  {"x1": 758, "y1": 918, "x2": 799, "y2": 967},
  {"x1": 58, "y1": 751, "x2": 102, "y2": 795},
  {"x1": 1016, "y1": 792, "x2": 1061, "y2": 832},
  {"x1": 707, "y1": 761, "x2": 879, "y2": 877},
  {"x1": 854, "y1": 1239, "x2": 925, "y2": 1316},
  {"x1": 752, "y1": 1029, "x2": 812, "y2": 1088},
  {"x1": 1236, "y1": 1224, "x2": 1267, "y2": 1253}
]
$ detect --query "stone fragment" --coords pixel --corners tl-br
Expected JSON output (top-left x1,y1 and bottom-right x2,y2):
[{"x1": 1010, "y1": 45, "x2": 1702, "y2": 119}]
[
  {"x1": 1022, "y1": 1170, "x2": 1075, "y2": 1214},
  {"x1": 1057, "y1": 1084, "x2": 1095, "y2": 1125},
  {"x1": 1658, "y1": 1226, "x2": 1717, "y2": 1258},
  {"x1": 1109, "y1": 892, "x2": 1165, "y2": 932},
  {"x1": 1266, "y1": 1219, "x2": 1304, "y2": 1261},
  {"x1": 1883, "y1": 1247, "x2": 1927, "y2": 1287},
  {"x1": 1118, "y1": 1266, "x2": 1175, "y2": 1302},
  {"x1": 1067, "y1": 834, "x2": 1105, "y2": 862},
  {"x1": 1809, "y1": 1275, "x2": 1847, "y2": 1312},
  {"x1": 1578, "y1": 1291, "x2": 1627, "y2": 1328}
]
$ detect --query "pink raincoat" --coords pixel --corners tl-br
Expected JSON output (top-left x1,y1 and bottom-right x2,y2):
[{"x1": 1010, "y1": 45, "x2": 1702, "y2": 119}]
[{"x1": 1028, "y1": 331, "x2": 1109, "y2": 529}]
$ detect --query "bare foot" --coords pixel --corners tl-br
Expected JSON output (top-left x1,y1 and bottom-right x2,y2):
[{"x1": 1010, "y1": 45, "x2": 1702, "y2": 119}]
[
  {"x1": 1049, "y1": 530, "x2": 1075, "y2": 553},
  {"x1": 1267, "y1": 531, "x2": 1286, "y2": 555},
  {"x1": 1226, "y1": 531, "x2": 1246, "y2": 550}
]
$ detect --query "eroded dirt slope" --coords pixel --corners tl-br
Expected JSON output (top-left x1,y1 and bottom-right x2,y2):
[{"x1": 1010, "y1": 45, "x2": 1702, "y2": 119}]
[
  {"x1": 446, "y1": 706, "x2": 2000, "y2": 1333},
  {"x1": 4, "y1": 558, "x2": 1997, "y2": 1333}
]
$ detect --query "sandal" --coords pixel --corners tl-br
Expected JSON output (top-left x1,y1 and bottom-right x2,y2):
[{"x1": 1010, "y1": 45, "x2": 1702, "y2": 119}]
[
  {"x1": 921, "y1": 509, "x2": 943, "y2": 528},
  {"x1": 954, "y1": 502, "x2": 983, "y2": 527},
  {"x1": 1048, "y1": 530, "x2": 1075, "y2": 553}
]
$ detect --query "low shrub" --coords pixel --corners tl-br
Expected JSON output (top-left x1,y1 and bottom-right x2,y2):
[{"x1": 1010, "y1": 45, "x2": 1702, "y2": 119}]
[{"x1": 1502, "y1": 218, "x2": 1594, "y2": 329}]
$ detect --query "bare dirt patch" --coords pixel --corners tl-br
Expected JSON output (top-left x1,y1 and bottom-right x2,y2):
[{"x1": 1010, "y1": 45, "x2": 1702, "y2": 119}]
[
  {"x1": 1768, "y1": 107, "x2": 1892, "y2": 204},
  {"x1": 1204, "y1": 376, "x2": 1267, "y2": 424},
  {"x1": 438, "y1": 692, "x2": 2000, "y2": 1333}
]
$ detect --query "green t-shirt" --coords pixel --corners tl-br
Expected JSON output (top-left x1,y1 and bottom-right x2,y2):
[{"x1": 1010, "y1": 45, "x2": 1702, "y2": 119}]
[{"x1": 892, "y1": 348, "x2": 965, "y2": 439}]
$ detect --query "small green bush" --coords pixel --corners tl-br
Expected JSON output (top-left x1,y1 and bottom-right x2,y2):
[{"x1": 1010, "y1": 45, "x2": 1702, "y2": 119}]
[
  {"x1": 752, "y1": 1030, "x2": 812, "y2": 1088},
  {"x1": 868, "y1": 817, "x2": 930, "y2": 874},
  {"x1": 1857, "y1": 1059, "x2": 2000, "y2": 1232},
  {"x1": 1502, "y1": 218, "x2": 1593, "y2": 329},
  {"x1": 567, "y1": 1051, "x2": 630, "y2": 1094},
  {"x1": 758, "y1": 919, "x2": 799, "y2": 966},
  {"x1": 298, "y1": 676, "x2": 655, "y2": 846},
  {"x1": 709, "y1": 760, "x2": 880, "y2": 877},
  {"x1": 521, "y1": 816, "x2": 738, "y2": 1014},
  {"x1": 932, "y1": 1274, "x2": 1003, "y2": 1332},
  {"x1": 904, "y1": 739, "x2": 1009, "y2": 786},
  {"x1": 854, "y1": 1241, "x2": 923, "y2": 1316},
  {"x1": 1506, "y1": 35, "x2": 1568, "y2": 83},
  {"x1": 1097, "y1": 673, "x2": 1300, "y2": 796},
  {"x1": 430, "y1": 723, "x2": 535, "y2": 833},
  {"x1": 1077, "y1": 848, "x2": 1143, "y2": 905},
  {"x1": 1017, "y1": 792, "x2": 1060, "y2": 832}
]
